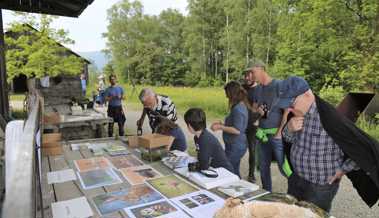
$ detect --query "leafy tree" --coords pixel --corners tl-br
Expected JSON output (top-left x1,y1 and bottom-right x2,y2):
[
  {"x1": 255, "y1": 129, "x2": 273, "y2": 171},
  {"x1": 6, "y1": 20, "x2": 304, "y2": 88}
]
[
  {"x1": 105, "y1": 1, "x2": 188, "y2": 86},
  {"x1": 104, "y1": 0, "x2": 378, "y2": 92},
  {"x1": 273, "y1": 0, "x2": 379, "y2": 92},
  {"x1": 5, "y1": 14, "x2": 84, "y2": 82}
]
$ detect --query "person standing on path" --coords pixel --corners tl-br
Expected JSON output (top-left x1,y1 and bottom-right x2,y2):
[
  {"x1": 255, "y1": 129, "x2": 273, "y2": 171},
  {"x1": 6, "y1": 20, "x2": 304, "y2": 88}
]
[
  {"x1": 105, "y1": 74, "x2": 126, "y2": 137},
  {"x1": 247, "y1": 61, "x2": 290, "y2": 191},
  {"x1": 242, "y1": 70, "x2": 262, "y2": 183},
  {"x1": 80, "y1": 73, "x2": 87, "y2": 97},
  {"x1": 211, "y1": 81, "x2": 249, "y2": 178}
]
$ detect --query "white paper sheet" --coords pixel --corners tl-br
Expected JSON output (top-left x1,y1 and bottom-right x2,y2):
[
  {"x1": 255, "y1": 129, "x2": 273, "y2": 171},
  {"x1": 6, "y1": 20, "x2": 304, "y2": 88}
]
[
  {"x1": 170, "y1": 190, "x2": 225, "y2": 218},
  {"x1": 51, "y1": 197, "x2": 93, "y2": 218},
  {"x1": 217, "y1": 180, "x2": 259, "y2": 197},
  {"x1": 47, "y1": 169, "x2": 77, "y2": 184},
  {"x1": 175, "y1": 167, "x2": 240, "y2": 189}
]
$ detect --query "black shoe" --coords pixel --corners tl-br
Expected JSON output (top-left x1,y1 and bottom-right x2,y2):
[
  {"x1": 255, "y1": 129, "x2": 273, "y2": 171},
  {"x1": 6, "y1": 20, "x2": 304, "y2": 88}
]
[{"x1": 248, "y1": 175, "x2": 256, "y2": 183}]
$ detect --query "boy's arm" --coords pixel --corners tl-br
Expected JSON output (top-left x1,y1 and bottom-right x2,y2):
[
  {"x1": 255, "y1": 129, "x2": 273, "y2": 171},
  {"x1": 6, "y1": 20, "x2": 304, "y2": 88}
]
[{"x1": 197, "y1": 139, "x2": 211, "y2": 170}]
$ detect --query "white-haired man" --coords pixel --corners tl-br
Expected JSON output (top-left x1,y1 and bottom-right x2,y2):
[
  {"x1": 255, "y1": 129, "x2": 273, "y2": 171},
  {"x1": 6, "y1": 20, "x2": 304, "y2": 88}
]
[{"x1": 136, "y1": 88, "x2": 177, "y2": 133}]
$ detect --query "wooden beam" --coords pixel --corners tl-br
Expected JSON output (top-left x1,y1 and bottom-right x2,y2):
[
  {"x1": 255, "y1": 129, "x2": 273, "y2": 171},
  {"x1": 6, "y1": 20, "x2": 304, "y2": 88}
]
[
  {"x1": 0, "y1": 10, "x2": 9, "y2": 120},
  {"x1": 0, "y1": 0, "x2": 95, "y2": 17},
  {"x1": 2, "y1": 94, "x2": 40, "y2": 218}
]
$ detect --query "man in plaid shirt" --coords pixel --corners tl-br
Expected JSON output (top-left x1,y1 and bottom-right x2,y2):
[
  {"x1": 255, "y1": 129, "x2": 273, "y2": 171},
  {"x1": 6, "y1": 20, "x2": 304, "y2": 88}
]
[{"x1": 281, "y1": 77, "x2": 358, "y2": 212}]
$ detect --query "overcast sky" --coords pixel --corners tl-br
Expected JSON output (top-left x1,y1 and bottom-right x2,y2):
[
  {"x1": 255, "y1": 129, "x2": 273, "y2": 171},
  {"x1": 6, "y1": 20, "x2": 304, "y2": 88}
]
[{"x1": 2, "y1": 0, "x2": 188, "y2": 52}]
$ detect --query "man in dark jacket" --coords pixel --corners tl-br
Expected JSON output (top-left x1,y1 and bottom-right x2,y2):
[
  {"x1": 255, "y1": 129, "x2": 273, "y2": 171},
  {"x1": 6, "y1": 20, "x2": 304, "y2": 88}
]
[
  {"x1": 243, "y1": 70, "x2": 261, "y2": 183},
  {"x1": 281, "y1": 76, "x2": 379, "y2": 212}
]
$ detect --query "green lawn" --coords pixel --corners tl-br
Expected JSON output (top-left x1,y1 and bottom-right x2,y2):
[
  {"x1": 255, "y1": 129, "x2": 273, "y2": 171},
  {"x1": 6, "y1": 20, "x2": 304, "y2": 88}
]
[
  {"x1": 121, "y1": 84, "x2": 228, "y2": 119},
  {"x1": 9, "y1": 94, "x2": 26, "y2": 101},
  {"x1": 91, "y1": 83, "x2": 379, "y2": 141}
]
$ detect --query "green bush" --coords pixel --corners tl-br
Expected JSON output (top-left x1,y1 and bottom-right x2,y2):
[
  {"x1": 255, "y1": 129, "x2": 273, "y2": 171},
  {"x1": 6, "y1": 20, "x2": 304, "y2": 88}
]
[
  {"x1": 318, "y1": 85, "x2": 346, "y2": 106},
  {"x1": 357, "y1": 117, "x2": 379, "y2": 141}
]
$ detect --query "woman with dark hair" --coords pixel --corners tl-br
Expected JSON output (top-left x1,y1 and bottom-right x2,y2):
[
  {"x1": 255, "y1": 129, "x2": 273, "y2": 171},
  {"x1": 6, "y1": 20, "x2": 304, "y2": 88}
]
[
  {"x1": 156, "y1": 117, "x2": 187, "y2": 152},
  {"x1": 211, "y1": 81, "x2": 249, "y2": 177}
]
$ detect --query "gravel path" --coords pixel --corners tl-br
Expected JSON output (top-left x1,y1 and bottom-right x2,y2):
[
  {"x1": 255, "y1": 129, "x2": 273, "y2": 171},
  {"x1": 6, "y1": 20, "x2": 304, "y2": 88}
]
[{"x1": 123, "y1": 109, "x2": 379, "y2": 218}]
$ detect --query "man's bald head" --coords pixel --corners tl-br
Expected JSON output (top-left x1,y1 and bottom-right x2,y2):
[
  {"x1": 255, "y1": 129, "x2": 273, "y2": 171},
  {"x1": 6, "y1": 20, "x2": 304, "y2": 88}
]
[{"x1": 139, "y1": 88, "x2": 157, "y2": 109}]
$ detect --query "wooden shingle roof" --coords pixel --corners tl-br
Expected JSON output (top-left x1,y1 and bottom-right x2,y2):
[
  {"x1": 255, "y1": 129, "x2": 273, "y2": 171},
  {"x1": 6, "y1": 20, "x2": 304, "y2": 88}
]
[{"x1": 0, "y1": 0, "x2": 94, "y2": 17}]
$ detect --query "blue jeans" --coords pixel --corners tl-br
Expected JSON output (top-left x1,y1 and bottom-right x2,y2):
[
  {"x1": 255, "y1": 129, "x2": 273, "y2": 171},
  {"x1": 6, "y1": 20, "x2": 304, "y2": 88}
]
[
  {"x1": 288, "y1": 173, "x2": 339, "y2": 212},
  {"x1": 225, "y1": 145, "x2": 247, "y2": 178},
  {"x1": 259, "y1": 136, "x2": 285, "y2": 191}
]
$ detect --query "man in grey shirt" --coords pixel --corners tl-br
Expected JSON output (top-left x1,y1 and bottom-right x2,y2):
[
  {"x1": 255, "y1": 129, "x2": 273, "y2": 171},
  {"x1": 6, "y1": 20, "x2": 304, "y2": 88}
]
[{"x1": 247, "y1": 62, "x2": 290, "y2": 191}]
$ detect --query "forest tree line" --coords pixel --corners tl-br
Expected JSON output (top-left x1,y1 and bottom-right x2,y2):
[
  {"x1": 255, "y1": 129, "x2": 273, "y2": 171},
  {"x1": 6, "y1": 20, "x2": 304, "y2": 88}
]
[{"x1": 104, "y1": 0, "x2": 379, "y2": 93}]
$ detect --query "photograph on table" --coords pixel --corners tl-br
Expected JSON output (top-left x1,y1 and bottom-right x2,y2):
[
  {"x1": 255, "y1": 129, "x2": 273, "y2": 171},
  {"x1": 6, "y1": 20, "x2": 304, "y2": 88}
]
[
  {"x1": 74, "y1": 157, "x2": 112, "y2": 172},
  {"x1": 217, "y1": 180, "x2": 260, "y2": 198},
  {"x1": 170, "y1": 190, "x2": 225, "y2": 218},
  {"x1": 105, "y1": 144, "x2": 128, "y2": 152},
  {"x1": 125, "y1": 200, "x2": 190, "y2": 218},
  {"x1": 162, "y1": 156, "x2": 196, "y2": 169},
  {"x1": 192, "y1": 193, "x2": 215, "y2": 205},
  {"x1": 77, "y1": 168, "x2": 122, "y2": 190},
  {"x1": 70, "y1": 142, "x2": 90, "y2": 151},
  {"x1": 120, "y1": 165, "x2": 162, "y2": 185},
  {"x1": 109, "y1": 155, "x2": 144, "y2": 169},
  {"x1": 179, "y1": 198, "x2": 198, "y2": 209},
  {"x1": 238, "y1": 189, "x2": 270, "y2": 202},
  {"x1": 147, "y1": 174, "x2": 199, "y2": 198},
  {"x1": 88, "y1": 142, "x2": 109, "y2": 150},
  {"x1": 92, "y1": 184, "x2": 164, "y2": 215}
]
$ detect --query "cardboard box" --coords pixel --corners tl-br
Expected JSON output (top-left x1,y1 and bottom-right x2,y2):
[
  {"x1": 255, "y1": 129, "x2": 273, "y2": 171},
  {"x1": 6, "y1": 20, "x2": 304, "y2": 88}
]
[
  {"x1": 42, "y1": 133, "x2": 62, "y2": 155},
  {"x1": 43, "y1": 112, "x2": 61, "y2": 125},
  {"x1": 139, "y1": 134, "x2": 174, "y2": 149},
  {"x1": 42, "y1": 133, "x2": 62, "y2": 144},
  {"x1": 128, "y1": 135, "x2": 140, "y2": 148},
  {"x1": 42, "y1": 146, "x2": 63, "y2": 156},
  {"x1": 42, "y1": 141, "x2": 62, "y2": 148}
]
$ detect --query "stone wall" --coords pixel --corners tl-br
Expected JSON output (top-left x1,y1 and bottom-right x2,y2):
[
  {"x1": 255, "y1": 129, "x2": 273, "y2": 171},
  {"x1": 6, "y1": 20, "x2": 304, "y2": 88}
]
[{"x1": 39, "y1": 75, "x2": 83, "y2": 110}]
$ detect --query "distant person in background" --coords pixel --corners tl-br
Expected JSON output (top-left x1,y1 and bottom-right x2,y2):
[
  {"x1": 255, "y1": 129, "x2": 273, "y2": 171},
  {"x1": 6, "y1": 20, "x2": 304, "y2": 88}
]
[
  {"x1": 184, "y1": 108, "x2": 234, "y2": 173},
  {"x1": 105, "y1": 74, "x2": 126, "y2": 137},
  {"x1": 156, "y1": 118, "x2": 187, "y2": 152},
  {"x1": 96, "y1": 74, "x2": 106, "y2": 106},
  {"x1": 80, "y1": 73, "x2": 87, "y2": 97},
  {"x1": 137, "y1": 88, "x2": 177, "y2": 133},
  {"x1": 211, "y1": 81, "x2": 249, "y2": 177}
]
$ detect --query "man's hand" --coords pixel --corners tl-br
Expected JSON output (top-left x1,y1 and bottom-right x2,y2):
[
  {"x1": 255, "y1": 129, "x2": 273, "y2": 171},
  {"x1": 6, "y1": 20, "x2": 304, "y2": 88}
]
[
  {"x1": 273, "y1": 132, "x2": 282, "y2": 139},
  {"x1": 287, "y1": 117, "x2": 304, "y2": 133},
  {"x1": 257, "y1": 105, "x2": 265, "y2": 116},
  {"x1": 136, "y1": 119, "x2": 143, "y2": 128},
  {"x1": 328, "y1": 170, "x2": 345, "y2": 184}
]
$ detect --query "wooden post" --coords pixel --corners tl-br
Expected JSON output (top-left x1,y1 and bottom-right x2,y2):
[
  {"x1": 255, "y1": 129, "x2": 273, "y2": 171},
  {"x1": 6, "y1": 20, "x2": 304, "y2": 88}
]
[
  {"x1": 0, "y1": 9, "x2": 9, "y2": 123},
  {"x1": 226, "y1": 15, "x2": 230, "y2": 83}
]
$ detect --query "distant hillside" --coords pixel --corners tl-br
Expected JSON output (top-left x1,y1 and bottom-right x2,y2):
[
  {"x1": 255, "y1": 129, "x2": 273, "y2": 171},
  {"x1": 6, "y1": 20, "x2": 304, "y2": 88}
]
[{"x1": 78, "y1": 51, "x2": 109, "y2": 71}]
